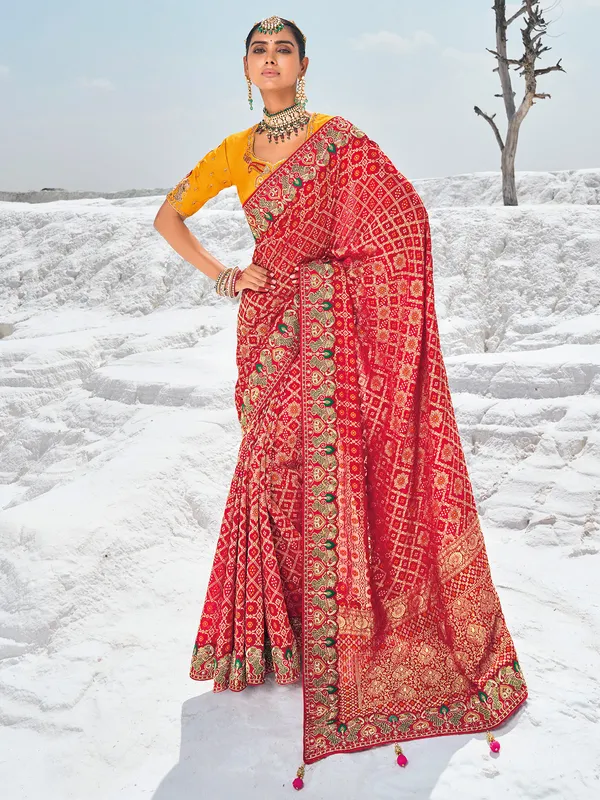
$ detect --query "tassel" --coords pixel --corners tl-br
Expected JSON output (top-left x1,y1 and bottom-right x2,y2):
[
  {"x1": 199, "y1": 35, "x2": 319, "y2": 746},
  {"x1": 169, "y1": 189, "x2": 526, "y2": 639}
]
[
  {"x1": 292, "y1": 763, "x2": 305, "y2": 790},
  {"x1": 394, "y1": 743, "x2": 408, "y2": 767},
  {"x1": 486, "y1": 730, "x2": 501, "y2": 753}
]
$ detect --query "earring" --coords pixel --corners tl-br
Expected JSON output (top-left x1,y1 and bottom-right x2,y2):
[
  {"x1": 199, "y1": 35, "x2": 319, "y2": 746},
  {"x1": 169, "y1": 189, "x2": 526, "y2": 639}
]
[
  {"x1": 295, "y1": 75, "x2": 307, "y2": 109},
  {"x1": 246, "y1": 76, "x2": 253, "y2": 110}
]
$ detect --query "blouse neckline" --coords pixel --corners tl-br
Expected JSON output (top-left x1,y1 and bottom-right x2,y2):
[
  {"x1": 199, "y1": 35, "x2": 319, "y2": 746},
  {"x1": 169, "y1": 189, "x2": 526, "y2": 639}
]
[{"x1": 250, "y1": 112, "x2": 317, "y2": 166}]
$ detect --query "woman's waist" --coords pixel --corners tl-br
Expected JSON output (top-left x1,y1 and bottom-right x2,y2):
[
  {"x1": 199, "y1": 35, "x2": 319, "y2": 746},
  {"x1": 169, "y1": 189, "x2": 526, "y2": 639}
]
[{"x1": 251, "y1": 242, "x2": 337, "y2": 274}]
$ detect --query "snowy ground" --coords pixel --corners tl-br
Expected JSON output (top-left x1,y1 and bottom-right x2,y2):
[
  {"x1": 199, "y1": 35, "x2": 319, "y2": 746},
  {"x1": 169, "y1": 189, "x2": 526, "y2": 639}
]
[{"x1": 1, "y1": 170, "x2": 599, "y2": 799}]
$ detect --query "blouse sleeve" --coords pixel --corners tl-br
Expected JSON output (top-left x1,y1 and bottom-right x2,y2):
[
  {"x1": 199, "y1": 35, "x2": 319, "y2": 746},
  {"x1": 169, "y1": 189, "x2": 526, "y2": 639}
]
[{"x1": 165, "y1": 137, "x2": 232, "y2": 219}]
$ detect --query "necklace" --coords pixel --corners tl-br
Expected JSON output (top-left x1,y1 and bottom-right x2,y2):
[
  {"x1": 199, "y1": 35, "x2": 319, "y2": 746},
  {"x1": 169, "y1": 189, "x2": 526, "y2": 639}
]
[{"x1": 255, "y1": 101, "x2": 311, "y2": 144}]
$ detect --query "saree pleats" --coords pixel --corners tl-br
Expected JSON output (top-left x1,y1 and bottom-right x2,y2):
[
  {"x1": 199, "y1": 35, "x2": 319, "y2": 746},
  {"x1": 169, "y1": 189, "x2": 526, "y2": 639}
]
[
  {"x1": 190, "y1": 115, "x2": 528, "y2": 764},
  {"x1": 190, "y1": 354, "x2": 303, "y2": 689}
]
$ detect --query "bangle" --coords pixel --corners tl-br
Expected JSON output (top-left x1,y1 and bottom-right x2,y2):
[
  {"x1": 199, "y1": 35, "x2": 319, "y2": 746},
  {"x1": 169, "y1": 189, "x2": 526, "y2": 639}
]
[{"x1": 215, "y1": 266, "x2": 241, "y2": 298}]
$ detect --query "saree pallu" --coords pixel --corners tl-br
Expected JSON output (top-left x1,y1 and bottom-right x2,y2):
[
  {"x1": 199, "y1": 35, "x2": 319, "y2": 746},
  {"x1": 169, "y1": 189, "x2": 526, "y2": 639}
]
[{"x1": 190, "y1": 115, "x2": 528, "y2": 764}]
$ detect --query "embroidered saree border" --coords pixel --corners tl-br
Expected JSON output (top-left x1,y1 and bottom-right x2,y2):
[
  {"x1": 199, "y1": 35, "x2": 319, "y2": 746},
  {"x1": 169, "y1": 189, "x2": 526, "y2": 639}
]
[
  {"x1": 190, "y1": 605, "x2": 302, "y2": 690},
  {"x1": 239, "y1": 298, "x2": 301, "y2": 435},
  {"x1": 241, "y1": 115, "x2": 349, "y2": 237},
  {"x1": 242, "y1": 111, "x2": 322, "y2": 191},
  {"x1": 299, "y1": 259, "x2": 527, "y2": 764}
]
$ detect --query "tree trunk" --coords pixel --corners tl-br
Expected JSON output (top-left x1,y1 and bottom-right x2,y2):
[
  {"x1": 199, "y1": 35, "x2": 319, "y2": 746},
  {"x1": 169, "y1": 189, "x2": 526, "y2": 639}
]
[{"x1": 502, "y1": 125, "x2": 518, "y2": 206}]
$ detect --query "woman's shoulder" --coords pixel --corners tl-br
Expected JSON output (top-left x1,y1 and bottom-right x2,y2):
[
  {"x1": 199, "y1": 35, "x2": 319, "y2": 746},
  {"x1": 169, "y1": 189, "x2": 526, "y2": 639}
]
[
  {"x1": 313, "y1": 112, "x2": 337, "y2": 124},
  {"x1": 313, "y1": 113, "x2": 368, "y2": 138},
  {"x1": 222, "y1": 125, "x2": 253, "y2": 151}
]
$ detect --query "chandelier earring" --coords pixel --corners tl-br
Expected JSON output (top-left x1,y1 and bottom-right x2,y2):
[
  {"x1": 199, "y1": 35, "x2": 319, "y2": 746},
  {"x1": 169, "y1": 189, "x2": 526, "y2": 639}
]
[
  {"x1": 246, "y1": 76, "x2": 253, "y2": 110},
  {"x1": 295, "y1": 74, "x2": 307, "y2": 110}
]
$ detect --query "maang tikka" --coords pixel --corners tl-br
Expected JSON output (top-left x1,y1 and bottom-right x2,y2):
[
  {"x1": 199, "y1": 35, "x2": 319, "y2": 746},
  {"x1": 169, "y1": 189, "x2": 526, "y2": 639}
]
[{"x1": 256, "y1": 14, "x2": 286, "y2": 36}]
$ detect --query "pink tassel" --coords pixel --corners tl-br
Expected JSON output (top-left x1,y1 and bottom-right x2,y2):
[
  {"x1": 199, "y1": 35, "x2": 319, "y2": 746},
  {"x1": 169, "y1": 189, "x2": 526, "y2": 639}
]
[
  {"x1": 292, "y1": 763, "x2": 305, "y2": 790},
  {"x1": 394, "y1": 743, "x2": 408, "y2": 767},
  {"x1": 486, "y1": 730, "x2": 501, "y2": 753}
]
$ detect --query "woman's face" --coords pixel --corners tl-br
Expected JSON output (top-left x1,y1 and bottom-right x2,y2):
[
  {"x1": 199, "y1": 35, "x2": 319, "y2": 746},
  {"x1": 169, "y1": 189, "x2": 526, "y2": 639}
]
[{"x1": 245, "y1": 26, "x2": 307, "y2": 91}]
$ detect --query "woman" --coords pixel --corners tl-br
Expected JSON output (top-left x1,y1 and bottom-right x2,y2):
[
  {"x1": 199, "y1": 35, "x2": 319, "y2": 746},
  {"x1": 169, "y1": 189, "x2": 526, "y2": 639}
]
[{"x1": 154, "y1": 15, "x2": 528, "y2": 789}]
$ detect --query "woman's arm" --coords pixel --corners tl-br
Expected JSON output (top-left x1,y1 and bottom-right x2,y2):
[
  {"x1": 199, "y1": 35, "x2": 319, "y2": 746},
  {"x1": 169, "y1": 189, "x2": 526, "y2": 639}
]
[
  {"x1": 153, "y1": 199, "x2": 278, "y2": 292},
  {"x1": 153, "y1": 199, "x2": 227, "y2": 282}
]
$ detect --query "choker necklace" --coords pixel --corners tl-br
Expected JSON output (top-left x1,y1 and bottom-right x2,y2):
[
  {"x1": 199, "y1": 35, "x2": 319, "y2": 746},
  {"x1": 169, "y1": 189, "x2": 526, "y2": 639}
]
[{"x1": 256, "y1": 102, "x2": 311, "y2": 143}]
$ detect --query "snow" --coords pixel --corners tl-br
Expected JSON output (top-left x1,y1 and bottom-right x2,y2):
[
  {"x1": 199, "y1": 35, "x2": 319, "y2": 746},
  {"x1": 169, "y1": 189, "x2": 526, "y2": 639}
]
[{"x1": 1, "y1": 169, "x2": 599, "y2": 799}]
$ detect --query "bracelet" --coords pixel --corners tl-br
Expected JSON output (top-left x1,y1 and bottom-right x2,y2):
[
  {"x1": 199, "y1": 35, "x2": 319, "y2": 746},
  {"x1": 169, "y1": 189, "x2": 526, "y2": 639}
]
[{"x1": 215, "y1": 266, "x2": 241, "y2": 298}]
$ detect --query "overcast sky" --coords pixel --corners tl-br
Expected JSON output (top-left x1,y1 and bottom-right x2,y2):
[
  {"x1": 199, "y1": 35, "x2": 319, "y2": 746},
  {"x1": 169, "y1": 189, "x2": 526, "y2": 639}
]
[{"x1": 1, "y1": 0, "x2": 598, "y2": 192}]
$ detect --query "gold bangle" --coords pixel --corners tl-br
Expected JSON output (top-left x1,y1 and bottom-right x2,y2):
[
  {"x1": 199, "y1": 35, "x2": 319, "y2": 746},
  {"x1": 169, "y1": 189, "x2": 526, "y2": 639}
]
[{"x1": 215, "y1": 266, "x2": 241, "y2": 298}]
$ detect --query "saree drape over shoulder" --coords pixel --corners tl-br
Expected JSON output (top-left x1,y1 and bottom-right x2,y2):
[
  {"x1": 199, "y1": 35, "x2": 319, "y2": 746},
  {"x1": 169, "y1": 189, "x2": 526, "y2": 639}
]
[{"x1": 183, "y1": 115, "x2": 528, "y2": 764}]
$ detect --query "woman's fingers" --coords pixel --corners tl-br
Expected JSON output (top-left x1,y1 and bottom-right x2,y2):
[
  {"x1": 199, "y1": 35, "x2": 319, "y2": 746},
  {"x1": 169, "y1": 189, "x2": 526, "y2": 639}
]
[
  {"x1": 244, "y1": 263, "x2": 301, "y2": 291},
  {"x1": 250, "y1": 264, "x2": 274, "y2": 289}
]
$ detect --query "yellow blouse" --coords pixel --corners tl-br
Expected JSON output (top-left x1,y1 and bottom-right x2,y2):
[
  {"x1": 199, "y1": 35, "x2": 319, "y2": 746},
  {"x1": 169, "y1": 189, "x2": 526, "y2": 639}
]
[{"x1": 165, "y1": 112, "x2": 335, "y2": 219}]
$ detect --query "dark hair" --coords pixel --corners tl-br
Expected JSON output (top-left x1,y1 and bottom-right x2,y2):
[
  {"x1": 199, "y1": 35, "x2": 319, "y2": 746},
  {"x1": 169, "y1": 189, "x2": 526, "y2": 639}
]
[{"x1": 245, "y1": 18, "x2": 306, "y2": 61}]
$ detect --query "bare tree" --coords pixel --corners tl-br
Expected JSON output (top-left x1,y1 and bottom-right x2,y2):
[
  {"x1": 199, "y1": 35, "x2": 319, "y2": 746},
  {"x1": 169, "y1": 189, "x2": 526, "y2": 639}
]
[{"x1": 474, "y1": 0, "x2": 565, "y2": 205}]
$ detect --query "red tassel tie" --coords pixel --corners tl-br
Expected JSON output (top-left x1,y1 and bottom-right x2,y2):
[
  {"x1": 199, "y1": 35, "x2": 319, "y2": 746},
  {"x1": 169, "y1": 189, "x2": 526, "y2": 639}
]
[
  {"x1": 486, "y1": 730, "x2": 501, "y2": 753},
  {"x1": 394, "y1": 743, "x2": 408, "y2": 767},
  {"x1": 292, "y1": 763, "x2": 305, "y2": 790}
]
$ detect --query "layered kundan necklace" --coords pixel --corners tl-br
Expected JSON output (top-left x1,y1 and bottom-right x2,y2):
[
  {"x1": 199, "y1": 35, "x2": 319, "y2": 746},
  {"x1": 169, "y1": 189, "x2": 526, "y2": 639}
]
[{"x1": 255, "y1": 101, "x2": 311, "y2": 143}]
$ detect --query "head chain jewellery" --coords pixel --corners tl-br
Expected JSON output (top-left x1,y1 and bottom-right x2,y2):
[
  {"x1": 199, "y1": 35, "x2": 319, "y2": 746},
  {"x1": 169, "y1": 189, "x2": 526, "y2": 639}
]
[{"x1": 214, "y1": 16, "x2": 306, "y2": 299}]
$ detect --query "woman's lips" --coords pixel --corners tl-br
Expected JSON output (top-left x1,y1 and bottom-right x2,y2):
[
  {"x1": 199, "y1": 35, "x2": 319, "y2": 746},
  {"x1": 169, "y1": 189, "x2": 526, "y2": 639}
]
[{"x1": 262, "y1": 71, "x2": 279, "y2": 76}]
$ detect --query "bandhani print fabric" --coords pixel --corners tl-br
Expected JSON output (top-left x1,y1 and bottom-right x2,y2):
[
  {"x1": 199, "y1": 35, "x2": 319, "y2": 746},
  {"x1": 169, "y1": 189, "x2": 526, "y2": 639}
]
[{"x1": 189, "y1": 115, "x2": 528, "y2": 765}]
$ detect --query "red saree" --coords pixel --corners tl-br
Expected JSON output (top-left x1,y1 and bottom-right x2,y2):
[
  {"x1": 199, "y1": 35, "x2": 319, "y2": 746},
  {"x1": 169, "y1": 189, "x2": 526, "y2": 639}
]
[{"x1": 190, "y1": 115, "x2": 528, "y2": 764}]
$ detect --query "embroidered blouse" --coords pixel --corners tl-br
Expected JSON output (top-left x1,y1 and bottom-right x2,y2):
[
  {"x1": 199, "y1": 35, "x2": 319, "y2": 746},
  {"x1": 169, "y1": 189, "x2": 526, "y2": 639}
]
[{"x1": 165, "y1": 112, "x2": 334, "y2": 219}]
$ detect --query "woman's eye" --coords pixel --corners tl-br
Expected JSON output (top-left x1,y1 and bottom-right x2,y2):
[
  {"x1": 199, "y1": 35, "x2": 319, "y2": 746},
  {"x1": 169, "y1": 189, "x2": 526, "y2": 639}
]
[{"x1": 252, "y1": 48, "x2": 291, "y2": 54}]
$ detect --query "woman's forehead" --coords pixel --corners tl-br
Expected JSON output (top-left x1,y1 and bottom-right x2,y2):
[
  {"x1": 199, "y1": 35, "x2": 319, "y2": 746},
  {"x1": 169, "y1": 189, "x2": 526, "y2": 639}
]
[{"x1": 249, "y1": 30, "x2": 296, "y2": 46}]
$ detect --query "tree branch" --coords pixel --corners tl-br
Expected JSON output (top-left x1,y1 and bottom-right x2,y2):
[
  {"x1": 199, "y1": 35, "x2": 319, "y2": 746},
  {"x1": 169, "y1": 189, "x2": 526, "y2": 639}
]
[
  {"x1": 486, "y1": 47, "x2": 523, "y2": 66},
  {"x1": 506, "y1": 5, "x2": 527, "y2": 26},
  {"x1": 474, "y1": 105, "x2": 505, "y2": 151},
  {"x1": 534, "y1": 59, "x2": 565, "y2": 76},
  {"x1": 531, "y1": 30, "x2": 545, "y2": 45}
]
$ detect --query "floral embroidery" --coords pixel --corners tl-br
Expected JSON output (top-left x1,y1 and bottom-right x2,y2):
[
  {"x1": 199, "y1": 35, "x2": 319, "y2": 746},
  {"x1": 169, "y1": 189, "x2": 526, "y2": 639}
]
[
  {"x1": 243, "y1": 119, "x2": 355, "y2": 241},
  {"x1": 240, "y1": 299, "x2": 301, "y2": 434},
  {"x1": 243, "y1": 112, "x2": 319, "y2": 188},
  {"x1": 191, "y1": 637, "x2": 301, "y2": 691},
  {"x1": 169, "y1": 170, "x2": 192, "y2": 203},
  {"x1": 300, "y1": 258, "x2": 341, "y2": 736}
]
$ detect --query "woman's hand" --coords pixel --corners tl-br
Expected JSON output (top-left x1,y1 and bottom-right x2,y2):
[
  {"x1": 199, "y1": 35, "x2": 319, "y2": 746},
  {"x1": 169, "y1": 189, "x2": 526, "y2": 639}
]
[
  {"x1": 234, "y1": 262, "x2": 274, "y2": 293},
  {"x1": 234, "y1": 263, "x2": 299, "y2": 293}
]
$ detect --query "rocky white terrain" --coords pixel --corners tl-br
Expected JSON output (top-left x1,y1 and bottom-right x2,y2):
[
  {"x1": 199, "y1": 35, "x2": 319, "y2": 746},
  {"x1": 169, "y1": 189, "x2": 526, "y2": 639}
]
[{"x1": 0, "y1": 168, "x2": 599, "y2": 799}]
